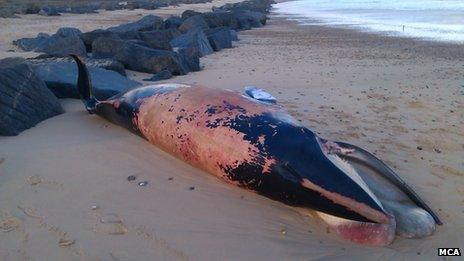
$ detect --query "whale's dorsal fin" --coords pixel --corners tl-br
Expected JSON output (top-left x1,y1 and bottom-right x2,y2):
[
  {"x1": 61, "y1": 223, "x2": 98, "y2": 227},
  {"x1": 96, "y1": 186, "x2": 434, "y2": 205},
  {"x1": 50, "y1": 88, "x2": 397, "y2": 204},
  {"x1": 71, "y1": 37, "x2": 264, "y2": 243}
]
[
  {"x1": 70, "y1": 54, "x2": 98, "y2": 113},
  {"x1": 243, "y1": 86, "x2": 277, "y2": 104}
]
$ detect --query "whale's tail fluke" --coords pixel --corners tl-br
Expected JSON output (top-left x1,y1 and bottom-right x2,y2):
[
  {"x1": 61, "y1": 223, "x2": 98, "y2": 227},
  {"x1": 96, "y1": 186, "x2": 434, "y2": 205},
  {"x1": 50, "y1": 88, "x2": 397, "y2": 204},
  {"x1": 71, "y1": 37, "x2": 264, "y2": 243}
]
[{"x1": 70, "y1": 54, "x2": 98, "y2": 114}]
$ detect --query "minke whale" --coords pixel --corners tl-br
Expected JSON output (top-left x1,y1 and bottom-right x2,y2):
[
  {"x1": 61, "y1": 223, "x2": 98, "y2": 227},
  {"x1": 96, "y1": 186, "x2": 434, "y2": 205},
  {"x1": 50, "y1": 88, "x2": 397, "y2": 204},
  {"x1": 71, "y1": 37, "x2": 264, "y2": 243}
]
[{"x1": 71, "y1": 55, "x2": 441, "y2": 246}]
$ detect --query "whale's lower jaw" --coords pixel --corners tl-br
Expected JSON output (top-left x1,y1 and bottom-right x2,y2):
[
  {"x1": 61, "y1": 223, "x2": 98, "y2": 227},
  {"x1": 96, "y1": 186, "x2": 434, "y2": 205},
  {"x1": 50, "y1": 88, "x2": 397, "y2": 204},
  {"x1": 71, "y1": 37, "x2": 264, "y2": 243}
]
[{"x1": 317, "y1": 212, "x2": 396, "y2": 246}]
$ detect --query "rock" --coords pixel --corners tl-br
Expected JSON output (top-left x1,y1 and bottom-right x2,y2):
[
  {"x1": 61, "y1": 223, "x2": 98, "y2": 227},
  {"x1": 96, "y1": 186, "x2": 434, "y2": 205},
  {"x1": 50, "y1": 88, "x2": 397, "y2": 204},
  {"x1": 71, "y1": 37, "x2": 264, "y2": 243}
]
[
  {"x1": 55, "y1": 27, "x2": 82, "y2": 38},
  {"x1": 230, "y1": 30, "x2": 239, "y2": 41},
  {"x1": 29, "y1": 56, "x2": 126, "y2": 76},
  {"x1": 0, "y1": 57, "x2": 26, "y2": 68},
  {"x1": 181, "y1": 10, "x2": 202, "y2": 20},
  {"x1": 138, "y1": 29, "x2": 181, "y2": 50},
  {"x1": 170, "y1": 28, "x2": 214, "y2": 57},
  {"x1": 201, "y1": 12, "x2": 225, "y2": 28},
  {"x1": 176, "y1": 48, "x2": 201, "y2": 72},
  {"x1": 0, "y1": 61, "x2": 63, "y2": 136},
  {"x1": 27, "y1": 58, "x2": 140, "y2": 100},
  {"x1": 107, "y1": 15, "x2": 163, "y2": 33},
  {"x1": 163, "y1": 16, "x2": 183, "y2": 29},
  {"x1": 178, "y1": 15, "x2": 209, "y2": 33},
  {"x1": 242, "y1": 10, "x2": 267, "y2": 26},
  {"x1": 0, "y1": 9, "x2": 19, "y2": 18},
  {"x1": 92, "y1": 37, "x2": 189, "y2": 75},
  {"x1": 14, "y1": 34, "x2": 87, "y2": 57},
  {"x1": 205, "y1": 27, "x2": 232, "y2": 51},
  {"x1": 13, "y1": 34, "x2": 48, "y2": 52},
  {"x1": 143, "y1": 69, "x2": 172, "y2": 81},
  {"x1": 66, "y1": 5, "x2": 99, "y2": 14},
  {"x1": 79, "y1": 29, "x2": 120, "y2": 52},
  {"x1": 38, "y1": 35, "x2": 87, "y2": 57},
  {"x1": 217, "y1": 0, "x2": 274, "y2": 13},
  {"x1": 208, "y1": 11, "x2": 240, "y2": 30},
  {"x1": 24, "y1": 4, "x2": 40, "y2": 14},
  {"x1": 233, "y1": 10, "x2": 266, "y2": 30},
  {"x1": 116, "y1": 30, "x2": 142, "y2": 40},
  {"x1": 38, "y1": 6, "x2": 60, "y2": 16}
]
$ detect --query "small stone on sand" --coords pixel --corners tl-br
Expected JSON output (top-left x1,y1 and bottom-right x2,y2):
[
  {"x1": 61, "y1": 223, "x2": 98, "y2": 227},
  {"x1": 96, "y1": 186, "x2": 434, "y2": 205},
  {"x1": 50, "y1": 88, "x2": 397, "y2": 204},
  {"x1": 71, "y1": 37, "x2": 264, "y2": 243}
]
[
  {"x1": 27, "y1": 175, "x2": 42, "y2": 186},
  {"x1": 58, "y1": 238, "x2": 75, "y2": 247}
]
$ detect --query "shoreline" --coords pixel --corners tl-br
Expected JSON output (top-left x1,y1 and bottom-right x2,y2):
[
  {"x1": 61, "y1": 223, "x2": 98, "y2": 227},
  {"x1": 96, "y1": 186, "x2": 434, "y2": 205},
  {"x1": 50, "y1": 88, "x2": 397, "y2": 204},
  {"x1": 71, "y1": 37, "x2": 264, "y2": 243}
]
[
  {"x1": 268, "y1": 14, "x2": 464, "y2": 60},
  {"x1": 1, "y1": 1, "x2": 463, "y2": 260}
]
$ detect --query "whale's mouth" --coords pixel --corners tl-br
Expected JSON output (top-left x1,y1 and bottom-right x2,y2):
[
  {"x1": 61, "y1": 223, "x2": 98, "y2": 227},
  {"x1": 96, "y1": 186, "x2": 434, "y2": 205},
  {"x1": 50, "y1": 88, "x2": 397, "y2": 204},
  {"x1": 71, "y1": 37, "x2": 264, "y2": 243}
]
[{"x1": 313, "y1": 137, "x2": 440, "y2": 245}]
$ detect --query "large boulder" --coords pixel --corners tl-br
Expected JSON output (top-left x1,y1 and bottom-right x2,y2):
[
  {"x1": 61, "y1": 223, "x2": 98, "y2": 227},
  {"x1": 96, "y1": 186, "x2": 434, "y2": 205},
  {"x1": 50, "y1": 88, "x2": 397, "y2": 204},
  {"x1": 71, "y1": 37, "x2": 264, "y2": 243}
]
[
  {"x1": 138, "y1": 29, "x2": 181, "y2": 50},
  {"x1": 176, "y1": 48, "x2": 201, "y2": 72},
  {"x1": 178, "y1": 15, "x2": 209, "y2": 33},
  {"x1": 0, "y1": 60, "x2": 63, "y2": 136},
  {"x1": 66, "y1": 5, "x2": 99, "y2": 14},
  {"x1": 107, "y1": 15, "x2": 163, "y2": 33},
  {"x1": 79, "y1": 29, "x2": 120, "y2": 52},
  {"x1": 143, "y1": 69, "x2": 172, "y2": 82},
  {"x1": 229, "y1": 29, "x2": 239, "y2": 41},
  {"x1": 181, "y1": 10, "x2": 202, "y2": 20},
  {"x1": 92, "y1": 37, "x2": 190, "y2": 75},
  {"x1": 55, "y1": 27, "x2": 82, "y2": 38},
  {"x1": 170, "y1": 28, "x2": 214, "y2": 57},
  {"x1": 13, "y1": 33, "x2": 50, "y2": 51},
  {"x1": 38, "y1": 6, "x2": 60, "y2": 16},
  {"x1": 27, "y1": 58, "x2": 140, "y2": 100},
  {"x1": 201, "y1": 12, "x2": 226, "y2": 28},
  {"x1": 205, "y1": 27, "x2": 233, "y2": 51},
  {"x1": 232, "y1": 10, "x2": 266, "y2": 30},
  {"x1": 207, "y1": 11, "x2": 240, "y2": 30},
  {"x1": 14, "y1": 34, "x2": 87, "y2": 57},
  {"x1": 216, "y1": 0, "x2": 274, "y2": 13},
  {"x1": 38, "y1": 35, "x2": 87, "y2": 57},
  {"x1": 29, "y1": 56, "x2": 126, "y2": 76},
  {"x1": 163, "y1": 16, "x2": 183, "y2": 29}
]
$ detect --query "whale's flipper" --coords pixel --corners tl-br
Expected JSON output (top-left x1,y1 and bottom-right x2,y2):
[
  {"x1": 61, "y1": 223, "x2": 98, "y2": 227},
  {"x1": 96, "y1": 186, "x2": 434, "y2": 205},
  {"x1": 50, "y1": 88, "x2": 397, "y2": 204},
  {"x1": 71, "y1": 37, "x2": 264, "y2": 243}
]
[
  {"x1": 70, "y1": 54, "x2": 98, "y2": 113},
  {"x1": 243, "y1": 86, "x2": 277, "y2": 104},
  {"x1": 324, "y1": 140, "x2": 441, "y2": 238}
]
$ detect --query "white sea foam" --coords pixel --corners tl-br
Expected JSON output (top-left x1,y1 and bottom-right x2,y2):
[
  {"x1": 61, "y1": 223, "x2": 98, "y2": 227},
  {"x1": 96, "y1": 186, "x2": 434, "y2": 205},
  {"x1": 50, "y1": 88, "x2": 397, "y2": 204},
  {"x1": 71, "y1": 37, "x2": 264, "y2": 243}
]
[{"x1": 274, "y1": 0, "x2": 464, "y2": 43}]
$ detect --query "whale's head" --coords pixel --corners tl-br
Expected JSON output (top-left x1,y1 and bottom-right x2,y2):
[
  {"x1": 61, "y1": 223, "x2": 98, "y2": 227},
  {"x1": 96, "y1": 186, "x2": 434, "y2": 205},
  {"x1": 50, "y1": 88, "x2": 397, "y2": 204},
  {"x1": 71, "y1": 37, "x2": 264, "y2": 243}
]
[{"x1": 233, "y1": 112, "x2": 439, "y2": 246}]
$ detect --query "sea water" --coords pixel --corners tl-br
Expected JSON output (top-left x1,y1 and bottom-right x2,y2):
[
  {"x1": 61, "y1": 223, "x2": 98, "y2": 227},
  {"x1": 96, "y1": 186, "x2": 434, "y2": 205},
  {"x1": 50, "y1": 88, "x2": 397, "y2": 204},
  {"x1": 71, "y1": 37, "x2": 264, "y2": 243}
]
[{"x1": 274, "y1": 0, "x2": 464, "y2": 43}]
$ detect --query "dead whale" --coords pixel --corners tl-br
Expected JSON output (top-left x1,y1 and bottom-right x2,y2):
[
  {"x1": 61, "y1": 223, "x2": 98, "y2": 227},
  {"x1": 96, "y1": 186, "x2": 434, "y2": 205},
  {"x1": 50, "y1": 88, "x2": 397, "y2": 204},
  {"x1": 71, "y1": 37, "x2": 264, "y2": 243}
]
[{"x1": 71, "y1": 55, "x2": 441, "y2": 246}]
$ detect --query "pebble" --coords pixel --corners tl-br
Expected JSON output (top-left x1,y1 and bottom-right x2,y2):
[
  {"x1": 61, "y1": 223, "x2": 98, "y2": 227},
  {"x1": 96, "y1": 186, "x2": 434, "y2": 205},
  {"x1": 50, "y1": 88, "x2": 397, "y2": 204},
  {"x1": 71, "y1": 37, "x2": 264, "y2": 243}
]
[
  {"x1": 138, "y1": 181, "x2": 148, "y2": 187},
  {"x1": 26, "y1": 175, "x2": 42, "y2": 186},
  {"x1": 417, "y1": 146, "x2": 423, "y2": 150},
  {"x1": 188, "y1": 186, "x2": 195, "y2": 190},
  {"x1": 434, "y1": 148, "x2": 441, "y2": 153},
  {"x1": 100, "y1": 214, "x2": 122, "y2": 224},
  {"x1": 91, "y1": 205, "x2": 99, "y2": 210},
  {"x1": 58, "y1": 238, "x2": 75, "y2": 247},
  {"x1": 127, "y1": 175, "x2": 137, "y2": 181},
  {"x1": 168, "y1": 177, "x2": 174, "y2": 181}
]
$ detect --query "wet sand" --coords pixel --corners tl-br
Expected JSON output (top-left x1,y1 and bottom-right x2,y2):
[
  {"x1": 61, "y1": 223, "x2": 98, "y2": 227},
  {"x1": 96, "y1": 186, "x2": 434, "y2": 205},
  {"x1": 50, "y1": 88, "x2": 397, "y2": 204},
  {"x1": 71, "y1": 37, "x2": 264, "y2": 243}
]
[{"x1": 1, "y1": 2, "x2": 464, "y2": 260}]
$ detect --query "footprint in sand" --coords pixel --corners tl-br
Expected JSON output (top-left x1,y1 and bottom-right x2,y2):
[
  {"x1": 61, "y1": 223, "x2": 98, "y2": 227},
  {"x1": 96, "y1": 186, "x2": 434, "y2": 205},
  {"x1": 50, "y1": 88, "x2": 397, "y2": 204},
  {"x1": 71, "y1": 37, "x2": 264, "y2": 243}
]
[
  {"x1": 25, "y1": 175, "x2": 63, "y2": 190},
  {"x1": 93, "y1": 213, "x2": 128, "y2": 235},
  {"x1": 0, "y1": 211, "x2": 21, "y2": 233},
  {"x1": 432, "y1": 164, "x2": 464, "y2": 178}
]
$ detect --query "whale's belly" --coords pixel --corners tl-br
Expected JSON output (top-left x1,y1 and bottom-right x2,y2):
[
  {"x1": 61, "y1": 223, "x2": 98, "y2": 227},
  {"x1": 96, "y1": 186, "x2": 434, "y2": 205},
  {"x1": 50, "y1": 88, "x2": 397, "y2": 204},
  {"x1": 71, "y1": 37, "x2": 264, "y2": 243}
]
[{"x1": 135, "y1": 87, "x2": 278, "y2": 187}]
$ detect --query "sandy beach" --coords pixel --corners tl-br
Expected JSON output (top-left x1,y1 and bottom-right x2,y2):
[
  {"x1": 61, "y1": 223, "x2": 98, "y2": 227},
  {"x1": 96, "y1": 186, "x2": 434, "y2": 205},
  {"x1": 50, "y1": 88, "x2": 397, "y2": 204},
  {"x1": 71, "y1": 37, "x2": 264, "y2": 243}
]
[{"x1": 1, "y1": 0, "x2": 463, "y2": 260}]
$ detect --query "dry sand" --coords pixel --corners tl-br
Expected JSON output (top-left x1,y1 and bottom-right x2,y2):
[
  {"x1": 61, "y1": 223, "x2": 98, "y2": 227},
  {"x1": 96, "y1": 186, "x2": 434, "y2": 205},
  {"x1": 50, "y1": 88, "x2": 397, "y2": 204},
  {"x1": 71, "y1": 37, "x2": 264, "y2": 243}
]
[{"x1": 1, "y1": 1, "x2": 464, "y2": 260}]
